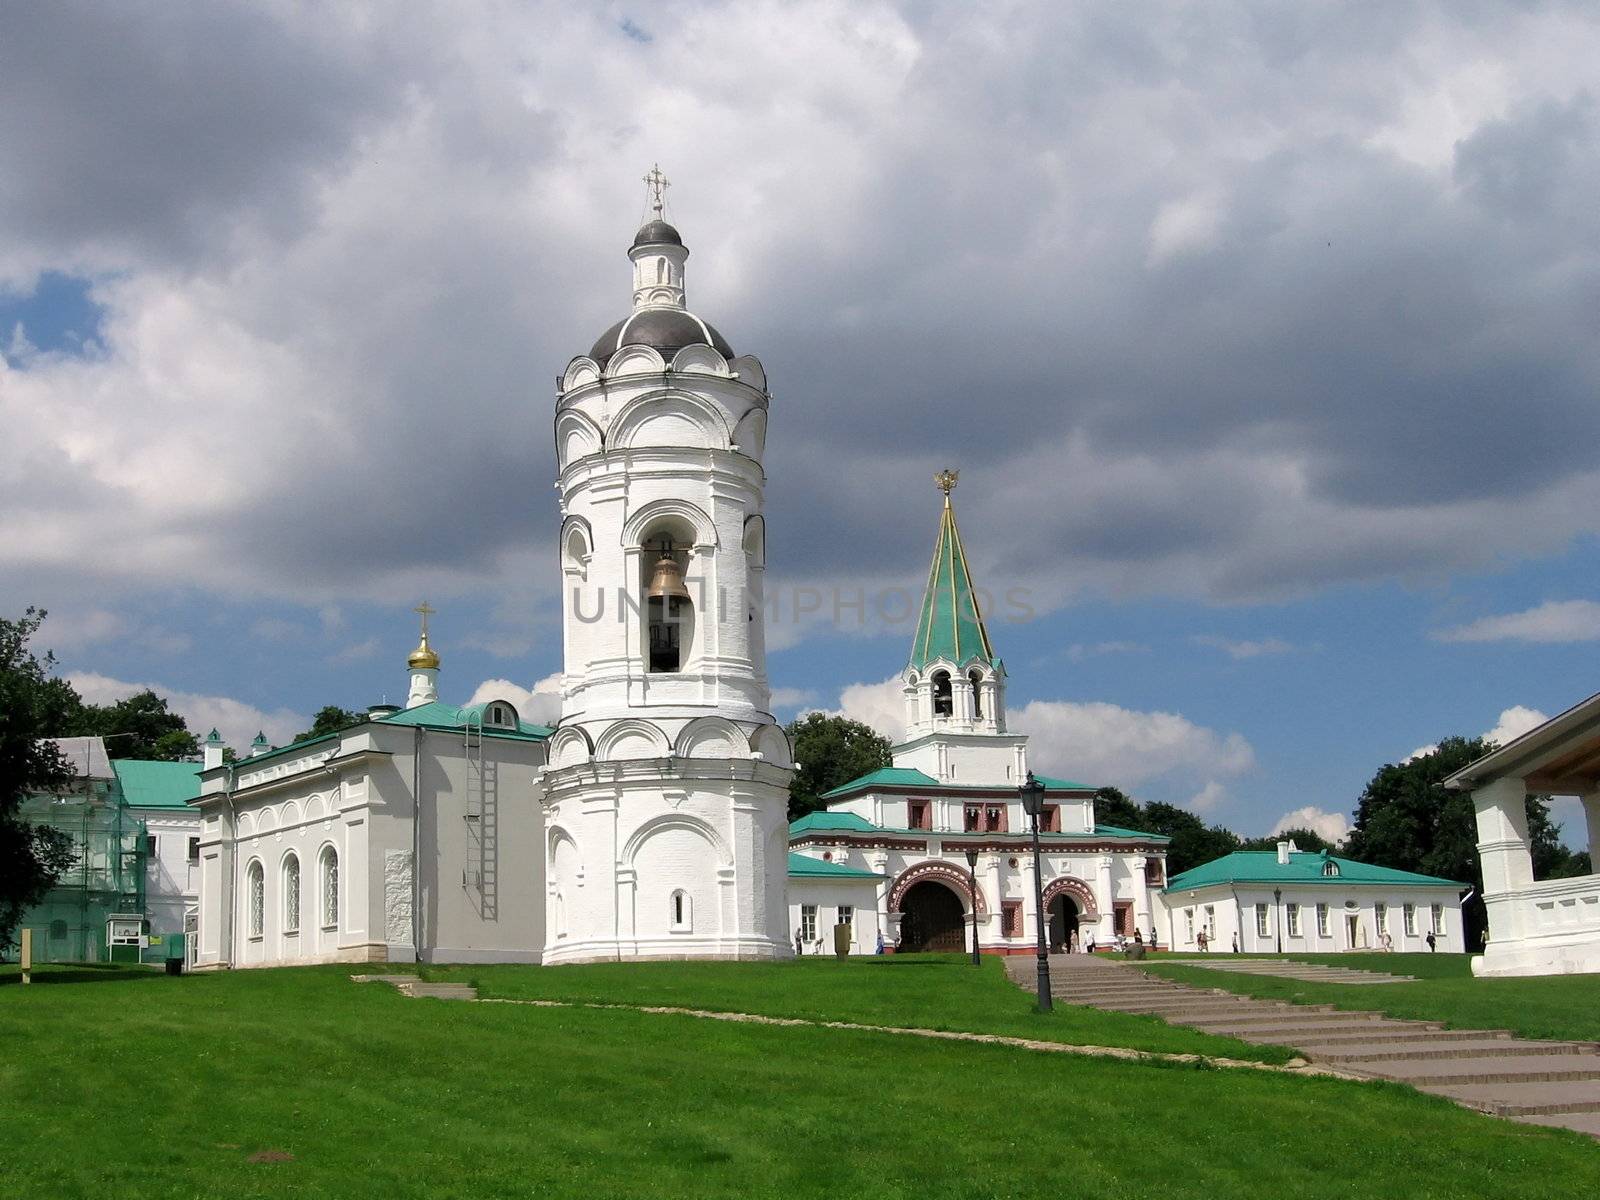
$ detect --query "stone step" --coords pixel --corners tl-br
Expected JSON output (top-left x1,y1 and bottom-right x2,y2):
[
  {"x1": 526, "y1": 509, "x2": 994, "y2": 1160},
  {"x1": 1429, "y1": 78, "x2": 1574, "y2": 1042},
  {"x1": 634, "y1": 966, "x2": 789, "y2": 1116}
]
[
  {"x1": 1511, "y1": 1112, "x2": 1600, "y2": 1138},
  {"x1": 1208, "y1": 1020, "x2": 1439, "y2": 1041},
  {"x1": 1097, "y1": 1002, "x2": 1303, "y2": 1019},
  {"x1": 1183, "y1": 1008, "x2": 1379, "y2": 1028},
  {"x1": 1308, "y1": 1039, "x2": 1589, "y2": 1064},
  {"x1": 1425, "y1": 1080, "x2": 1600, "y2": 1117},
  {"x1": 1358, "y1": 1054, "x2": 1600, "y2": 1088},
  {"x1": 1291, "y1": 1027, "x2": 1511, "y2": 1047}
]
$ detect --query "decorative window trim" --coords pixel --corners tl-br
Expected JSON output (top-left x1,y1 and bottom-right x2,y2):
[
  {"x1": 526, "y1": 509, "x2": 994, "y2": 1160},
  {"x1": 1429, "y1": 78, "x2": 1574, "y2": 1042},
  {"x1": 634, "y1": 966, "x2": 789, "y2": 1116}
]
[
  {"x1": 283, "y1": 853, "x2": 301, "y2": 936},
  {"x1": 246, "y1": 859, "x2": 265, "y2": 940},
  {"x1": 800, "y1": 904, "x2": 818, "y2": 942},
  {"x1": 669, "y1": 888, "x2": 692, "y2": 933}
]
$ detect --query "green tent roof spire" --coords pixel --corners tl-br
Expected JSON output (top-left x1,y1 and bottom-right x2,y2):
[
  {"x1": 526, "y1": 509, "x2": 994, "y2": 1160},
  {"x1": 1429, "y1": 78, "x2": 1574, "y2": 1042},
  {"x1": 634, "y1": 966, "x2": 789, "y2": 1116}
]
[{"x1": 908, "y1": 469, "x2": 996, "y2": 671}]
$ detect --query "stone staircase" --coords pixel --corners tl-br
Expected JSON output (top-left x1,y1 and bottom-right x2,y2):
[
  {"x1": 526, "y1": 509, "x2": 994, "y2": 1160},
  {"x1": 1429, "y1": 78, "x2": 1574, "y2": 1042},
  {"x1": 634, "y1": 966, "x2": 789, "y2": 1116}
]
[
  {"x1": 1006, "y1": 954, "x2": 1600, "y2": 1139},
  {"x1": 351, "y1": 973, "x2": 478, "y2": 1001}
]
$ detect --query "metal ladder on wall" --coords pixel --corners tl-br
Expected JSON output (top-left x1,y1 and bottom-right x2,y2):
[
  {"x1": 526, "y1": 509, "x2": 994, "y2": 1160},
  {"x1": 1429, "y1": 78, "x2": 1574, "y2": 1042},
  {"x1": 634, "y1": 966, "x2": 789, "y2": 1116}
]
[{"x1": 461, "y1": 712, "x2": 497, "y2": 920}]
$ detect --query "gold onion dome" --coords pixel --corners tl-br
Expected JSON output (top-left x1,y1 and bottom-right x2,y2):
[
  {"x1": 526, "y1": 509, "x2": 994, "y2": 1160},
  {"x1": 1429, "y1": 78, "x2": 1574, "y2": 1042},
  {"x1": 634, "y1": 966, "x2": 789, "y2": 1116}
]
[{"x1": 408, "y1": 635, "x2": 440, "y2": 671}]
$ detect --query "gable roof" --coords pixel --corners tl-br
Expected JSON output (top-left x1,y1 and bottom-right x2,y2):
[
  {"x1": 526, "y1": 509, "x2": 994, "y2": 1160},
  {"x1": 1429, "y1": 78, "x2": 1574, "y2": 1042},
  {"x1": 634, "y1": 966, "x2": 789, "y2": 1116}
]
[
  {"x1": 908, "y1": 490, "x2": 997, "y2": 672},
  {"x1": 47, "y1": 737, "x2": 113, "y2": 781},
  {"x1": 1164, "y1": 850, "x2": 1463, "y2": 893},
  {"x1": 818, "y1": 767, "x2": 1096, "y2": 801},
  {"x1": 786, "y1": 851, "x2": 884, "y2": 880},
  {"x1": 112, "y1": 759, "x2": 202, "y2": 810}
]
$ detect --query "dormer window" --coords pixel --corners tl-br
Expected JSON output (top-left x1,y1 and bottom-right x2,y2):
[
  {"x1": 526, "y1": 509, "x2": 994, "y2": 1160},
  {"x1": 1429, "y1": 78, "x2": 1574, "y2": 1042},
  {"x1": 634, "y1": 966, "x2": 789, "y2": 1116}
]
[
  {"x1": 1322, "y1": 861, "x2": 1339, "y2": 877},
  {"x1": 484, "y1": 702, "x2": 519, "y2": 730}
]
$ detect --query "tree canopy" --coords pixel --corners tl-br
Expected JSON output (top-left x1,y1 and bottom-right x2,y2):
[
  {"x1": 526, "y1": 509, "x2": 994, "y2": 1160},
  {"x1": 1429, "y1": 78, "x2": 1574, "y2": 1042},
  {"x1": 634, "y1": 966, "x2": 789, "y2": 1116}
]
[
  {"x1": 784, "y1": 713, "x2": 892, "y2": 821},
  {"x1": 1093, "y1": 789, "x2": 1245, "y2": 878},
  {"x1": 293, "y1": 705, "x2": 364, "y2": 745},
  {"x1": 55, "y1": 689, "x2": 198, "y2": 761},
  {"x1": 1, "y1": 611, "x2": 82, "y2": 952}
]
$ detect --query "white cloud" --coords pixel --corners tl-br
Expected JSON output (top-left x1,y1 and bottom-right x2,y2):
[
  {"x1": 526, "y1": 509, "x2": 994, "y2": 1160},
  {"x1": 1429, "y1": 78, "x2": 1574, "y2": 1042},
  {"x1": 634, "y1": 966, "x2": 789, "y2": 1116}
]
[
  {"x1": 330, "y1": 637, "x2": 379, "y2": 664},
  {"x1": 1434, "y1": 600, "x2": 1600, "y2": 644},
  {"x1": 1189, "y1": 781, "x2": 1227, "y2": 813},
  {"x1": 1192, "y1": 634, "x2": 1295, "y2": 660},
  {"x1": 1066, "y1": 641, "x2": 1148, "y2": 662},
  {"x1": 1402, "y1": 704, "x2": 1551, "y2": 763},
  {"x1": 467, "y1": 673, "x2": 563, "y2": 726},
  {"x1": 1484, "y1": 704, "x2": 1549, "y2": 749},
  {"x1": 1270, "y1": 806, "x2": 1350, "y2": 846},
  {"x1": 831, "y1": 675, "x2": 905, "y2": 741},
  {"x1": 1009, "y1": 699, "x2": 1255, "y2": 790},
  {"x1": 67, "y1": 671, "x2": 303, "y2": 751},
  {"x1": 769, "y1": 686, "x2": 820, "y2": 710}
]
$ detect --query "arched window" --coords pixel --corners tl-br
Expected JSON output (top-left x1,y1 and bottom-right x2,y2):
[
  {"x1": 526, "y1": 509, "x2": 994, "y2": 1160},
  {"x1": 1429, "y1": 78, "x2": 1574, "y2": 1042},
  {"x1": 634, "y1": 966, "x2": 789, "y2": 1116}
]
[
  {"x1": 932, "y1": 670, "x2": 953, "y2": 717},
  {"x1": 969, "y1": 670, "x2": 984, "y2": 718},
  {"x1": 485, "y1": 702, "x2": 518, "y2": 729},
  {"x1": 645, "y1": 537, "x2": 692, "y2": 673},
  {"x1": 1322, "y1": 861, "x2": 1340, "y2": 878},
  {"x1": 321, "y1": 847, "x2": 340, "y2": 929},
  {"x1": 246, "y1": 861, "x2": 264, "y2": 939},
  {"x1": 283, "y1": 854, "x2": 300, "y2": 934},
  {"x1": 670, "y1": 889, "x2": 692, "y2": 932}
]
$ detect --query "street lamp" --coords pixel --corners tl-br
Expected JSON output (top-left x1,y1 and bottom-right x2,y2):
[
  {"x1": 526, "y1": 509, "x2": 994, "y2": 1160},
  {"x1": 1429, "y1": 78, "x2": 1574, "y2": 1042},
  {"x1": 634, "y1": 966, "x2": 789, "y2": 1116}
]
[
  {"x1": 964, "y1": 848, "x2": 981, "y2": 967},
  {"x1": 1274, "y1": 887, "x2": 1283, "y2": 954},
  {"x1": 1019, "y1": 770, "x2": 1052, "y2": 1012}
]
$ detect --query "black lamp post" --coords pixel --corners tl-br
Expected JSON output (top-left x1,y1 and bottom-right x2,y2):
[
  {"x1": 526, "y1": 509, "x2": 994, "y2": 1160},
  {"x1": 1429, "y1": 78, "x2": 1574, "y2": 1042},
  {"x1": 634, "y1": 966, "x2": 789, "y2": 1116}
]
[
  {"x1": 1020, "y1": 770, "x2": 1052, "y2": 1012},
  {"x1": 964, "y1": 848, "x2": 981, "y2": 967},
  {"x1": 1274, "y1": 887, "x2": 1283, "y2": 954}
]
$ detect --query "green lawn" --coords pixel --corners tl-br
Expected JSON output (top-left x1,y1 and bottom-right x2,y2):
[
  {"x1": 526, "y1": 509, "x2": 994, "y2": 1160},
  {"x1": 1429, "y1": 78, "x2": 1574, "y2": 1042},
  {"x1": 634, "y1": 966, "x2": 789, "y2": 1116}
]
[
  {"x1": 1144, "y1": 953, "x2": 1600, "y2": 1043},
  {"x1": 412, "y1": 953, "x2": 1293, "y2": 1062},
  {"x1": 3, "y1": 966, "x2": 1600, "y2": 1196},
  {"x1": 3, "y1": 962, "x2": 1598, "y2": 1198}
]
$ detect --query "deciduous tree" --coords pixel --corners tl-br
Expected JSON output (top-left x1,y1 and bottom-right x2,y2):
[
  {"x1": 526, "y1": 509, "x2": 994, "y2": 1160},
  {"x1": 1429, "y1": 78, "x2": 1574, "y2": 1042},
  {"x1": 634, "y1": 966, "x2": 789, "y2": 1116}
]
[{"x1": 785, "y1": 713, "x2": 892, "y2": 821}]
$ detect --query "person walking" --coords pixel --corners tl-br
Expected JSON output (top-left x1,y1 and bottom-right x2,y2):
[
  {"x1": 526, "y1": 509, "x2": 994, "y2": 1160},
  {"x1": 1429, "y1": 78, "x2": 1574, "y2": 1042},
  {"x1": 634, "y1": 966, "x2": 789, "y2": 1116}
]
[
  {"x1": 1425, "y1": 930, "x2": 1436, "y2": 952},
  {"x1": 794, "y1": 928, "x2": 805, "y2": 957},
  {"x1": 876, "y1": 930, "x2": 886, "y2": 955}
]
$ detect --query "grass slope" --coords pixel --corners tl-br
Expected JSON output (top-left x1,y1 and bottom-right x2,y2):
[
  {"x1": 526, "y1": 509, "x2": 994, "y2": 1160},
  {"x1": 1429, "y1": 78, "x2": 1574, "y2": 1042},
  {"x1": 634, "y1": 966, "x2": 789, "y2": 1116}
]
[
  {"x1": 4, "y1": 962, "x2": 1599, "y2": 1198},
  {"x1": 1144, "y1": 953, "x2": 1600, "y2": 1043},
  {"x1": 416, "y1": 954, "x2": 1292, "y2": 1061}
]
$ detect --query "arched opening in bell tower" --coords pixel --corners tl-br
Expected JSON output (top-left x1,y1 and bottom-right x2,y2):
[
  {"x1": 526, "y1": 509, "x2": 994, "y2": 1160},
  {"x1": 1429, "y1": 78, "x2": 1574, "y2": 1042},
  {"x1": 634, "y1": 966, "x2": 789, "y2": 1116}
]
[
  {"x1": 931, "y1": 669, "x2": 953, "y2": 717},
  {"x1": 969, "y1": 669, "x2": 984, "y2": 719},
  {"x1": 641, "y1": 528, "x2": 696, "y2": 673}
]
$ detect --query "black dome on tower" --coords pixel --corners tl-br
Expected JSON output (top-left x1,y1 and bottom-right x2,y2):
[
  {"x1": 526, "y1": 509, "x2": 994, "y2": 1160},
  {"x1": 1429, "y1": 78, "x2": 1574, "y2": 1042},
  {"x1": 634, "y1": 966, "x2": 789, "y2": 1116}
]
[
  {"x1": 588, "y1": 309, "x2": 733, "y2": 368},
  {"x1": 632, "y1": 219, "x2": 683, "y2": 249}
]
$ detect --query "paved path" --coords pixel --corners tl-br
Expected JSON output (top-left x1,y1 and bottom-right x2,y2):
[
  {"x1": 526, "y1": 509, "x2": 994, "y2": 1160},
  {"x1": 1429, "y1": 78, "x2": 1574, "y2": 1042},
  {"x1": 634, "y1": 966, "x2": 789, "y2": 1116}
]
[
  {"x1": 1171, "y1": 958, "x2": 1415, "y2": 984},
  {"x1": 1007, "y1": 954, "x2": 1600, "y2": 1140}
]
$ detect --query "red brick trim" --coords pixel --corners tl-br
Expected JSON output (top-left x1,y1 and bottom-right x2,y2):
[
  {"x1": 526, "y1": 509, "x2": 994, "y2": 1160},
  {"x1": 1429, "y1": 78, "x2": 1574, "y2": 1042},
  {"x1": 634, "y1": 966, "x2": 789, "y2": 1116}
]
[
  {"x1": 1041, "y1": 876, "x2": 1099, "y2": 920},
  {"x1": 888, "y1": 861, "x2": 988, "y2": 916}
]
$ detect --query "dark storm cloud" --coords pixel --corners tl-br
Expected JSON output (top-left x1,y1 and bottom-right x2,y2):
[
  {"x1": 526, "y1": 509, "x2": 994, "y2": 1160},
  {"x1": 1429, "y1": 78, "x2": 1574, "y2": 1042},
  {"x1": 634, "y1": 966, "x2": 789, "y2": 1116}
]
[{"x1": 3, "y1": 0, "x2": 1599, "y2": 631}]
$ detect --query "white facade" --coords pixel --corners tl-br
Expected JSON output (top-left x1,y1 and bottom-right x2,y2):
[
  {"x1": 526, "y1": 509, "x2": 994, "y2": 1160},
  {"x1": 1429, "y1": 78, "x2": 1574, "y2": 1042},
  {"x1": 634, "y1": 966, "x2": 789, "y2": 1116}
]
[
  {"x1": 788, "y1": 479, "x2": 1168, "y2": 955},
  {"x1": 538, "y1": 211, "x2": 794, "y2": 964},
  {"x1": 192, "y1": 700, "x2": 548, "y2": 969},
  {"x1": 134, "y1": 806, "x2": 201, "y2": 940},
  {"x1": 1446, "y1": 693, "x2": 1600, "y2": 977},
  {"x1": 1159, "y1": 883, "x2": 1465, "y2": 956}
]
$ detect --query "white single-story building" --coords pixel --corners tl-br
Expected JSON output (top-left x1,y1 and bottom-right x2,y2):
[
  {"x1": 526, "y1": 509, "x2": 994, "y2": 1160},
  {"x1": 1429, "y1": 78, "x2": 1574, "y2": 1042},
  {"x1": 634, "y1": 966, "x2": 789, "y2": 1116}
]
[
  {"x1": 1157, "y1": 841, "x2": 1467, "y2": 954},
  {"x1": 1444, "y1": 691, "x2": 1600, "y2": 976}
]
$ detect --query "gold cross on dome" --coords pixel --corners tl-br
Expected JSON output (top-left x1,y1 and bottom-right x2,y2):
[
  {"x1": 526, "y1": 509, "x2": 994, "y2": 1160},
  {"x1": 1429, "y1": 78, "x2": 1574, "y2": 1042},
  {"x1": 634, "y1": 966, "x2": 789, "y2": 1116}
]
[
  {"x1": 414, "y1": 600, "x2": 435, "y2": 638},
  {"x1": 934, "y1": 468, "x2": 959, "y2": 496},
  {"x1": 643, "y1": 163, "x2": 670, "y2": 216}
]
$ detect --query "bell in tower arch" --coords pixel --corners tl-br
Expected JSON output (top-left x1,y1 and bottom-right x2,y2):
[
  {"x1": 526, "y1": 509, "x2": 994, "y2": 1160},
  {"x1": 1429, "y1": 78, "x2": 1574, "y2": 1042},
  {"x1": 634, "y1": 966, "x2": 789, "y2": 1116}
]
[{"x1": 646, "y1": 539, "x2": 691, "y2": 673}]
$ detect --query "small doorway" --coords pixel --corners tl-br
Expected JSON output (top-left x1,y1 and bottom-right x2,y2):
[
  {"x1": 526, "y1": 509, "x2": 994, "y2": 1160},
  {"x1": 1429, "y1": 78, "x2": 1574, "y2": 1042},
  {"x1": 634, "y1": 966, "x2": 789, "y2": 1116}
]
[
  {"x1": 1048, "y1": 894, "x2": 1080, "y2": 952},
  {"x1": 1345, "y1": 913, "x2": 1362, "y2": 949},
  {"x1": 899, "y1": 881, "x2": 967, "y2": 953}
]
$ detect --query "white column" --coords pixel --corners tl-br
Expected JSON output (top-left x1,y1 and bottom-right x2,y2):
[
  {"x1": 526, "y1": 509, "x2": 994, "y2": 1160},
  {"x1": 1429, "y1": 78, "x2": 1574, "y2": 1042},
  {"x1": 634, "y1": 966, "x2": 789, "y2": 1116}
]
[
  {"x1": 1132, "y1": 856, "x2": 1151, "y2": 942},
  {"x1": 1473, "y1": 775, "x2": 1534, "y2": 946},
  {"x1": 1096, "y1": 855, "x2": 1115, "y2": 941},
  {"x1": 1582, "y1": 788, "x2": 1600, "y2": 867}
]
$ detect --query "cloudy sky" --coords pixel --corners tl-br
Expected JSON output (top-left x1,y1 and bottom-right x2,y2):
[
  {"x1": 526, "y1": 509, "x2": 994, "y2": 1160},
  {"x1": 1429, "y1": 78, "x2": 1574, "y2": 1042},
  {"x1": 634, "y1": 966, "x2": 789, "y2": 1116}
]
[{"x1": 4, "y1": 1, "x2": 1598, "y2": 845}]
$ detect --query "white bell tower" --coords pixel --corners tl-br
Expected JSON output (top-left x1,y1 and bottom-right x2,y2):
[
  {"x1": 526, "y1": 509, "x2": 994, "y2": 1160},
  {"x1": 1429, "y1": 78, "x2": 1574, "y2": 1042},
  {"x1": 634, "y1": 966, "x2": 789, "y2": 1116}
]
[{"x1": 539, "y1": 169, "x2": 795, "y2": 963}]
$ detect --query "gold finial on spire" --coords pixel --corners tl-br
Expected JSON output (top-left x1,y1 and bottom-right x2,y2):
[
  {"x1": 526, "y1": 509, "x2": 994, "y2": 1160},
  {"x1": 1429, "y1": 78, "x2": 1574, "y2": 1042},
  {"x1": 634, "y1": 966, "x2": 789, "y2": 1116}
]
[
  {"x1": 643, "y1": 163, "x2": 670, "y2": 217},
  {"x1": 408, "y1": 601, "x2": 440, "y2": 670},
  {"x1": 934, "y1": 468, "x2": 959, "y2": 503}
]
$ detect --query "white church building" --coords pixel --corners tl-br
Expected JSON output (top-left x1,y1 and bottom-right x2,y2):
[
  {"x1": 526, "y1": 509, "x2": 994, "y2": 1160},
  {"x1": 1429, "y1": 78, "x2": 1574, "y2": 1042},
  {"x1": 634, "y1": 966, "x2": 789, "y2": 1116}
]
[
  {"x1": 192, "y1": 183, "x2": 794, "y2": 968},
  {"x1": 787, "y1": 475, "x2": 1171, "y2": 957}
]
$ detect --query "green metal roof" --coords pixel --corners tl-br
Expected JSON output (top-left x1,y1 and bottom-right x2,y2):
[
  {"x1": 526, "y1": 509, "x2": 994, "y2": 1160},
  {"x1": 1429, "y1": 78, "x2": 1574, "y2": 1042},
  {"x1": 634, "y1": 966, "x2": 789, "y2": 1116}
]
[
  {"x1": 374, "y1": 701, "x2": 552, "y2": 740},
  {"x1": 1164, "y1": 850, "x2": 1464, "y2": 894},
  {"x1": 789, "y1": 810, "x2": 885, "y2": 835},
  {"x1": 111, "y1": 759, "x2": 202, "y2": 810},
  {"x1": 908, "y1": 491, "x2": 997, "y2": 672},
  {"x1": 1093, "y1": 824, "x2": 1171, "y2": 843},
  {"x1": 818, "y1": 767, "x2": 1096, "y2": 801},
  {"x1": 786, "y1": 851, "x2": 884, "y2": 880}
]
